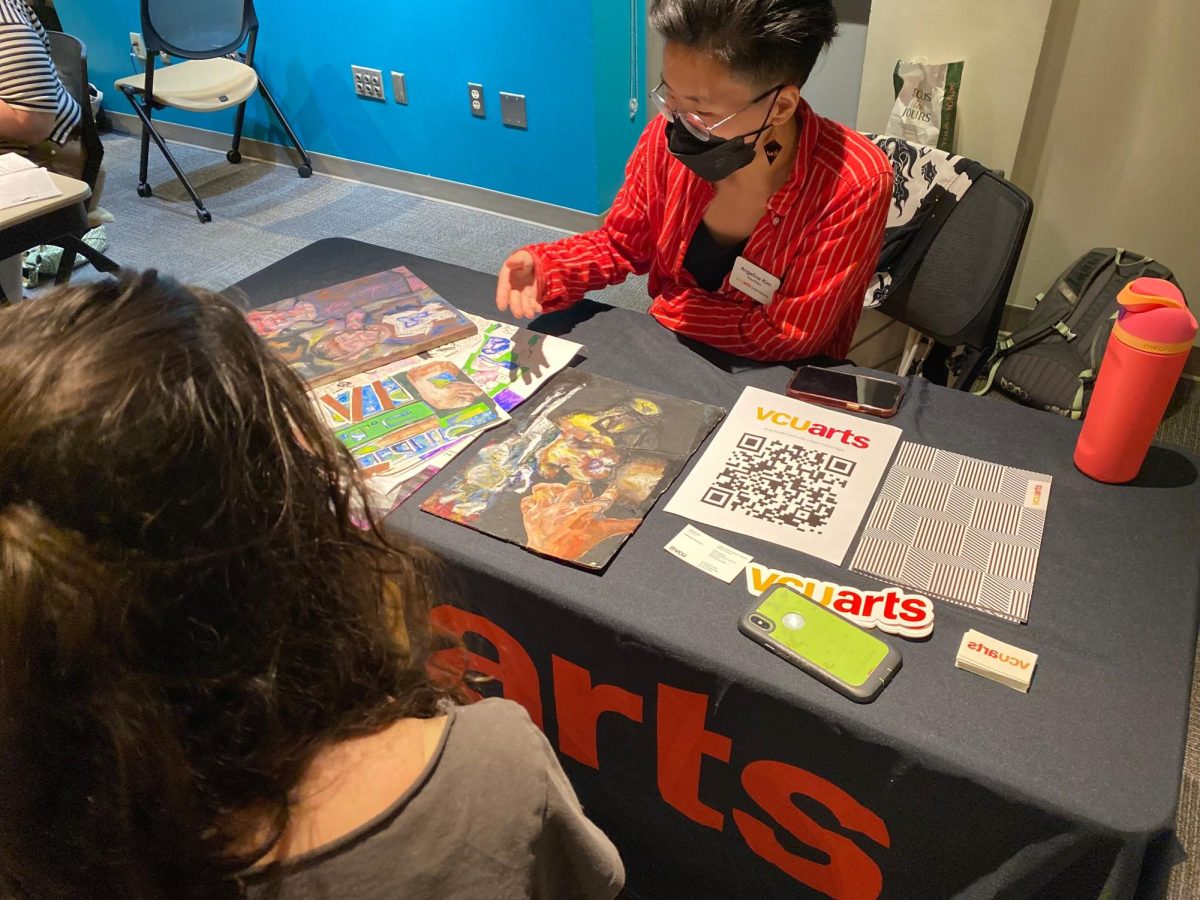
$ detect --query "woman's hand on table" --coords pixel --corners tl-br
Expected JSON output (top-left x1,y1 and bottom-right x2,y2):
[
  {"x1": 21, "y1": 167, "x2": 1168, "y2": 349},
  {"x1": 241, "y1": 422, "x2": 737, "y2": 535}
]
[{"x1": 495, "y1": 250, "x2": 543, "y2": 320}]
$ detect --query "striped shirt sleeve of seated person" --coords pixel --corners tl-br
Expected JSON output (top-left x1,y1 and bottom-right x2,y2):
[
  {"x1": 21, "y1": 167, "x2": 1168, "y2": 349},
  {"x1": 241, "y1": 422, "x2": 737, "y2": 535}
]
[
  {"x1": 524, "y1": 99, "x2": 892, "y2": 363},
  {"x1": 0, "y1": 0, "x2": 82, "y2": 150}
]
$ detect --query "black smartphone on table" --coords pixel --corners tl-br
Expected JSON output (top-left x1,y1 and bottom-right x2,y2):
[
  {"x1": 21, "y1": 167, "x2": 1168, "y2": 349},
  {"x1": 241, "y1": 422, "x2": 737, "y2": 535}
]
[{"x1": 786, "y1": 366, "x2": 904, "y2": 418}]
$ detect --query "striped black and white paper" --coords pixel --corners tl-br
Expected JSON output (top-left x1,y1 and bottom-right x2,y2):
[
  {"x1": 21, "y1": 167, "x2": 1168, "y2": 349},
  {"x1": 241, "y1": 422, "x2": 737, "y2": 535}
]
[{"x1": 849, "y1": 443, "x2": 1051, "y2": 623}]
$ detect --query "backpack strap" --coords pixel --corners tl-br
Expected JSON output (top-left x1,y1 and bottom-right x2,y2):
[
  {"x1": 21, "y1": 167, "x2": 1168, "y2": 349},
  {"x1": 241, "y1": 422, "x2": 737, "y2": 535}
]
[
  {"x1": 1113, "y1": 248, "x2": 1154, "y2": 274},
  {"x1": 972, "y1": 355, "x2": 1004, "y2": 396},
  {"x1": 1057, "y1": 248, "x2": 1115, "y2": 307},
  {"x1": 1068, "y1": 375, "x2": 1091, "y2": 420},
  {"x1": 1053, "y1": 321, "x2": 1078, "y2": 341},
  {"x1": 990, "y1": 250, "x2": 1118, "y2": 362},
  {"x1": 1089, "y1": 311, "x2": 1120, "y2": 371},
  {"x1": 991, "y1": 321, "x2": 1058, "y2": 359},
  {"x1": 973, "y1": 313, "x2": 1056, "y2": 395}
]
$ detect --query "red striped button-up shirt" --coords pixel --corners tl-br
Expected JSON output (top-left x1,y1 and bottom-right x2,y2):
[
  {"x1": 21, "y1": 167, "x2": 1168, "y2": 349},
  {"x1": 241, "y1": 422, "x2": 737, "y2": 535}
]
[{"x1": 525, "y1": 100, "x2": 892, "y2": 362}]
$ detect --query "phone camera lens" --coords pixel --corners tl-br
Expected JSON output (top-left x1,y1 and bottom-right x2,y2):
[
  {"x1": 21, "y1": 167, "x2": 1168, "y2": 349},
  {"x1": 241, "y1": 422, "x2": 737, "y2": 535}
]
[
  {"x1": 750, "y1": 615, "x2": 772, "y2": 631},
  {"x1": 781, "y1": 612, "x2": 806, "y2": 630}
]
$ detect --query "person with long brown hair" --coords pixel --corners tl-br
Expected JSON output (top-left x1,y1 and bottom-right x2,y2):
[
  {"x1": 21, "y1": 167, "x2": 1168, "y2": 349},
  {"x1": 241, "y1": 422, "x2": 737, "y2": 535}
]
[{"x1": 0, "y1": 272, "x2": 624, "y2": 899}]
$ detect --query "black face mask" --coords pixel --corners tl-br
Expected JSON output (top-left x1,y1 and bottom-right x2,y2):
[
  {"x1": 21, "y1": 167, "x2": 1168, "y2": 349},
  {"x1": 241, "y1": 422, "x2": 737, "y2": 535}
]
[{"x1": 665, "y1": 91, "x2": 781, "y2": 182}]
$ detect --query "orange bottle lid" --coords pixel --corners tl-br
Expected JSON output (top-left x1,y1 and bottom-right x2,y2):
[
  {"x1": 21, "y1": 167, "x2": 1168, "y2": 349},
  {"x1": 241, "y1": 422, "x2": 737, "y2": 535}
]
[{"x1": 1112, "y1": 278, "x2": 1196, "y2": 354}]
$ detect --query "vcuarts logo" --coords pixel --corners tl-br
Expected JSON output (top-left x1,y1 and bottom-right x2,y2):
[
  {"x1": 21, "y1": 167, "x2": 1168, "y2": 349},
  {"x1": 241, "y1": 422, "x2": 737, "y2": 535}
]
[{"x1": 756, "y1": 407, "x2": 871, "y2": 449}]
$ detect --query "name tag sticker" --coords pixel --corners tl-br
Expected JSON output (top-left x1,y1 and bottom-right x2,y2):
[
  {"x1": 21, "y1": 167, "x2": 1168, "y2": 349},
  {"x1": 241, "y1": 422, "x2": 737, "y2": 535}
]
[{"x1": 730, "y1": 256, "x2": 781, "y2": 305}]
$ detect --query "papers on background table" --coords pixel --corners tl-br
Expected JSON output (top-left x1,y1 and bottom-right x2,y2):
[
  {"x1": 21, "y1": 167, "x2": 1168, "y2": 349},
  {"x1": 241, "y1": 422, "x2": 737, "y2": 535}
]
[
  {"x1": 0, "y1": 153, "x2": 61, "y2": 211},
  {"x1": 341, "y1": 314, "x2": 583, "y2": 513},
  {"x1": 848, "y1": 442, "x2": 1051, "y2": 624},
  {"x1": 665, "y1": 387, "x2": 902, "y2": 565}
]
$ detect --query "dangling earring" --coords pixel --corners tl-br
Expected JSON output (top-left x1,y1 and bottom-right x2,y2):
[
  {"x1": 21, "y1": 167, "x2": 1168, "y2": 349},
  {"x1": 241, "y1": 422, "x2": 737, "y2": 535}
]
[{"x1": 764, "y1": 130, "x2": 783, "y2": 165}]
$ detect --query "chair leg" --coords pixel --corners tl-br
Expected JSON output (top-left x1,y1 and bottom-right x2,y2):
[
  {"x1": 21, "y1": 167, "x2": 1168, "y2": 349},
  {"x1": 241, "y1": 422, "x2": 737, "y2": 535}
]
[
  {"x1": 0, "y1": 255, "x2": 22, "y2": 303},
  {"x1": 255, "y1": 77, "x2": 313, "y2": 177},
  {"x1": 54, "y1": 246, "x2": 78, "y2": 284},
  {"x1": 229, "y1": 99, "x2": 247, "y2": 164},
  {"x1": 137, "y1": 104, "x2": 151, "y2": 192},
  {"x1": 952, "y1": 348, "x2": 988, "y2": 392},
  {"x1": 120, "y1": 88, "x2": 212, "y2": 223},
  {"x1": 54, "y1": 234, "x2": 120, "y2": 278}
]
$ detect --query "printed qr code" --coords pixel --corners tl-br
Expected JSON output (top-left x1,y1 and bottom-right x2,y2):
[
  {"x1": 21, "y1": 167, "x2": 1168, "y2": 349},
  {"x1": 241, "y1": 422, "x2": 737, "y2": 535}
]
[{"x1": 701, "y1": 432, "x2": 855, "y2": 532}]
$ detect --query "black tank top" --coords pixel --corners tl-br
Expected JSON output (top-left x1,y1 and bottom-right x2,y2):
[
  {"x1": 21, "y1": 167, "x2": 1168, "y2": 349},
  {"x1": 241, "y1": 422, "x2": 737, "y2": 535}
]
[{"x1": 683, "y1": 221, "x2": 749, "y2": 292}]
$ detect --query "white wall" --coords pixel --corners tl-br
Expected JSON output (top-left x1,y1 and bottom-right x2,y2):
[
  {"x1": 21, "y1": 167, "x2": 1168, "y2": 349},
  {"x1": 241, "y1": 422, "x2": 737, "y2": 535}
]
[
  {"x1": 1009, "y1": 0, "x2": 1200, "y2": 344},
  {"x1": 804, "y1": 0, "x2": 871, "y2": 127},
  {"x1": 855, "y1": 0, "x2": 1053, "y2": 175}
]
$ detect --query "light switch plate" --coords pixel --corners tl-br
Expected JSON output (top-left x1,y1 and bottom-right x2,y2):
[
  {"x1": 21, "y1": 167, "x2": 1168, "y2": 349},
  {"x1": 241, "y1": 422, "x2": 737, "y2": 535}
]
[
  {"x1": 468, "y1": 82, "x2": 485, "y2": 117},
  {"x1": 391, "y1": 71, "x2": 407, "y2": 105},
  {"x1": 352, "y1": 65, "x2": 385, "y2": 101},
  {"x1": 500, "y1": 92, "x2": 527, "y2": 128}
]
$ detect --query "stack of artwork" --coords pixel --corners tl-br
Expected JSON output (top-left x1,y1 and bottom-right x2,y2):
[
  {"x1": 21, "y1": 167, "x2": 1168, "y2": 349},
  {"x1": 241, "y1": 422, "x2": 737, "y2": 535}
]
[
  {"x1": 248, "y1": 267, "x2": 584, "y2": 515},
  {"x1": 378, "y1": 313, "x2": 583, "y2": 509},
  {"x1": 249, "y1": 267, "x2": 719, "y2": 568}
]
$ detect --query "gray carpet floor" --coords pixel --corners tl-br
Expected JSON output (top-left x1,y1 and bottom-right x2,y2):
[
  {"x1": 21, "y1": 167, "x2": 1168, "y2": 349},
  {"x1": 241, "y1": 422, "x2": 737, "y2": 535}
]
[
  {"x1": 51, "y1": 132, "x2": 651, "y2": 309},
  {"x1": 38, "y1": 132, "x2": 1200, "y2": 898}
]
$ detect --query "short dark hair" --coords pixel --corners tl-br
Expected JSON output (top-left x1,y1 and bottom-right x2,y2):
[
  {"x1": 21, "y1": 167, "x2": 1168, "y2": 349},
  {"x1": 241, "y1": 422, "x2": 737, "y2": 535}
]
[{"x1": 650, "y1": 0, "x2": 837, "y2": 89}]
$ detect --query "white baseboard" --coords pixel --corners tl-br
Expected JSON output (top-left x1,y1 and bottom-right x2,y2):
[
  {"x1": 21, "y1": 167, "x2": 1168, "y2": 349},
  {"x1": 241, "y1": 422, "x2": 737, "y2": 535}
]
[{"x1": 106, "y1": 112, "x2": 604, "y2": 234}]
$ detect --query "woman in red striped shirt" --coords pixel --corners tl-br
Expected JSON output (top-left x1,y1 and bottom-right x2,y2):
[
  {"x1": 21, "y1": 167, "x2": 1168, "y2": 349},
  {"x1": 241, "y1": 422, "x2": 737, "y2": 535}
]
[{"x1": 496, "y1": 0, "x2": 891, "y2": 363}]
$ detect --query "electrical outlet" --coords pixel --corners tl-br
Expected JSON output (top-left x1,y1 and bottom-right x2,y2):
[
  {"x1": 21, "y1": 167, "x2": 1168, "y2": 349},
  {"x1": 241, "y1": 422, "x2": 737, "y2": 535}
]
[
  {"x1": 468, "y1": 82, "x2": 485, "y2": 118},
  {"x1": 129, "y1": 32, "x2": 146, "y2": 60},
  {"x1": 500, "y1": 92, "x2": 527, "y2": 129},
  {"x1": 351, "y1": 65, "x2": 385, "y2": 101},
  {"x1": 391, "y1": 71, "x2": 407, "y2": 105}
]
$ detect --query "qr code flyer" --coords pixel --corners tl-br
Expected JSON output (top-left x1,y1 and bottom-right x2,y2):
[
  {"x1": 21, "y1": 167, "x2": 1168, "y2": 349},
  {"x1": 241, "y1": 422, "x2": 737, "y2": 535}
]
[{"x1": 665, "y1": 386, "x2": 902, "y2": 565}]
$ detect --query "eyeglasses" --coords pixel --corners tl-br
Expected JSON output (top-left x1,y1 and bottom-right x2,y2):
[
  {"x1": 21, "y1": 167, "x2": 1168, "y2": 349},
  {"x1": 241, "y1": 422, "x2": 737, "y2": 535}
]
[{"x1": 650, "y1": 80, "x2": 784, "y2": 142}]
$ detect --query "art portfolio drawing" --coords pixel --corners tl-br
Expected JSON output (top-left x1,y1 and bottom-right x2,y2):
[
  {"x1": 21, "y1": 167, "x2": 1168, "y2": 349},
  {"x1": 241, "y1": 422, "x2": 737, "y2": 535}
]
[
  {"x1": 313, "y1": 358, "x2": 507, "y2": 493},
  {"x1": 422, "y1": 370, "x2": 723, "y2": 570},
  {"x1": 247, "y1": 267, "x2": 477, "y2": 386},
  {"x1": 369, "y1": 314, "x2": 584, "y2": 513}
]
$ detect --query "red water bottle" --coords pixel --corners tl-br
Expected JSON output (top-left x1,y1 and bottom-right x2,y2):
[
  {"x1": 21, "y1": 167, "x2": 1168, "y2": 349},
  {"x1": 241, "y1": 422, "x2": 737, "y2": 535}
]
[{"x1": 1074, "y1": 277, "x2": 1196, "y2": 483}]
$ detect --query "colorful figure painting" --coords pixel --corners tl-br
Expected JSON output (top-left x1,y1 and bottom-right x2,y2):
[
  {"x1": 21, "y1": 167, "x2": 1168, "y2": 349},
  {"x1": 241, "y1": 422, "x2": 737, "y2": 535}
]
[
  {"x1": 247, "y1": 267, "x2": 477, "y2": 386},
  {"x1": 314, "y1": 358, "x2": 507, "y2": 490},
  {"x1": 420, "y1": 313, "x2": 583, "y2": 412},
  {"x1": 368, "y1": 314, "x2": 583, "y2": 513},
  {"x1": 421, "y1": 370, "x2": 723, "y2": 570}
]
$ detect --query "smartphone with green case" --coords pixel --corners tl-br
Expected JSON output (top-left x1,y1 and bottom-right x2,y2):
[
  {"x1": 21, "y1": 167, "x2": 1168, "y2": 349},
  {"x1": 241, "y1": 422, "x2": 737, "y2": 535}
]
[{"x1": 739, "y1": 584, "x2": 901, "y2": 703}]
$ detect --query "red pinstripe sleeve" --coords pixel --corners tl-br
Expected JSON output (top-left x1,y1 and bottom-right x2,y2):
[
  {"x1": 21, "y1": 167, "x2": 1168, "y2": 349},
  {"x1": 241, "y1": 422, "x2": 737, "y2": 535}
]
[
  {"x1": 654, "y1": 171, "x2": 891, "y2": 361},
  {"x1": 522, "y1": 121, "x2": 660, "y2": 312}
]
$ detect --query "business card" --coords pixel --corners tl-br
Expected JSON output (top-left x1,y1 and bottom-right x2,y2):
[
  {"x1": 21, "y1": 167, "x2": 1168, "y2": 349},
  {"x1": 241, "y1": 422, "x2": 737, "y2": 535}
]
[{"x1": 665, "y1": 525, "x2": 753, "y2": 583}]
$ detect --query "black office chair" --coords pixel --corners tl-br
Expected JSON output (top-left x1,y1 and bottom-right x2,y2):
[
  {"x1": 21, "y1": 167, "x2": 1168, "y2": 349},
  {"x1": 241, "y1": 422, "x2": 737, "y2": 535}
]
[
  {"x1": 37, "y1": 32, "x2": 119, "y2": 282},
  {"x1": 874, "y1": 161, "x2": 1033, "y2": 391},
  {"x1": 115, "y1": 0, "x2": 312, "y2": 223},
  {"x1": 27, "y1": 0, "x2": 63, "y2": 32}
]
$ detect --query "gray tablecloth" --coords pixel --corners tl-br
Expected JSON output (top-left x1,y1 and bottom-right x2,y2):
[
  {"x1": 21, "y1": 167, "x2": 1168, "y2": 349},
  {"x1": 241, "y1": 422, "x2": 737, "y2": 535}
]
[{"x1": 232, "y1": 238, "x2": 1200, "y2": 899}]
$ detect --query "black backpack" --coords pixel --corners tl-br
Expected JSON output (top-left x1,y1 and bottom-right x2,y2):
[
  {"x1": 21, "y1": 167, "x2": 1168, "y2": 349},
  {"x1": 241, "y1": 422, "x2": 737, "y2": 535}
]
[{"x1": 975, "y1": 248, "x2": 1181, "y2": 418}]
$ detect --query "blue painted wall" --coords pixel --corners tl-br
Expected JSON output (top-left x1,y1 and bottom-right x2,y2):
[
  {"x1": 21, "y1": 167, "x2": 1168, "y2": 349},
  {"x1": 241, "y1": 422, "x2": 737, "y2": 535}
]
[{"x1": 54, "y1": 0, "x2": 647, "y2": 214}]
